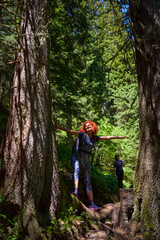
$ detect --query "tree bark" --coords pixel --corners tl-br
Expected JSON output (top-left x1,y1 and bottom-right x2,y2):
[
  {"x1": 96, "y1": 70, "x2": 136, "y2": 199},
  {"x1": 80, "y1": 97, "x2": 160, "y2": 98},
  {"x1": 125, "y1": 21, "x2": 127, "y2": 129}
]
[
  {"x1": 67, "y1": 113, "x2": 74, "y2": 146},
  {"x1": 130, "y1": 1, "x2": 160, "y2": 239},
  {"x1": 0, "y1": 0, "x2": 59, "y2": 238}
]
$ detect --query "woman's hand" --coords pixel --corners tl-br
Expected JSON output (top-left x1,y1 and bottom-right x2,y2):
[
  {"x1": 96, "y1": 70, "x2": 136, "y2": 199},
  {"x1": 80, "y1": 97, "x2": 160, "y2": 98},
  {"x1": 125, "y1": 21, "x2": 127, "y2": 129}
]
[
  {"x1": 118, "y1": 136, "x2": 127, "y2": 139},
  {"x1": 99, "y1": 136, "x2": 127, "y2": 141}
]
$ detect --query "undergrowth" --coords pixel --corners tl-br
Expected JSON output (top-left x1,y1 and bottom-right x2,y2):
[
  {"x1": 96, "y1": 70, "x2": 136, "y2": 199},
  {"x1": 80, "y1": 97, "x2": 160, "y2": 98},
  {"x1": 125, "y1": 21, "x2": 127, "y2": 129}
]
[
  {"x1": 0, "y1": 212, "x2": 22, "y2": 240},
  {"x1": 0, "y1": 143, "x2": 132, "y2": 239},
  {"x1": 57, "y1": 143, "x2": 121, "y2": 205},
  {"x1": 44, "y1": 206, "x2": 92, "y2": 240}
]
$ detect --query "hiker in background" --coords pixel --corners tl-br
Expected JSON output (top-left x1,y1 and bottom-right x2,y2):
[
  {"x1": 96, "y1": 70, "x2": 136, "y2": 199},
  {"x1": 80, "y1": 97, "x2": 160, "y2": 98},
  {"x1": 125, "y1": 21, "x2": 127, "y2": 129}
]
[
  {"x1": 114, "y1": 154, "x2": 125, "y2": 189},
  {"x1": 56, "y1": 121, "x2": 127, "y2": 210}
]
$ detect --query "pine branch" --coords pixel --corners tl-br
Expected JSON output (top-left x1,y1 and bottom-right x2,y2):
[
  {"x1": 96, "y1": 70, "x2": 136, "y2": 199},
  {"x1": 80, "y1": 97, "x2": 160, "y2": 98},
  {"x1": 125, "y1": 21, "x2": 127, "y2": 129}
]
[
  {"x1": 130, "y1": 92, "x2": 138, "y2": 110},
  {"x1": 14, "y1": 0, "x2": 24, "y2": 50},
  {"x1": 0, "y1": 23, "x2": 16, "y2": 32},
  {"x1": 0, "y1": 39, "x2": 18, "y2": 50},
  {"x1": 105, "y1": 40, "x2": 128, "y2": 65},
  {"x1": 0, "y1": 3, "x2": 22, "y2": 18}
]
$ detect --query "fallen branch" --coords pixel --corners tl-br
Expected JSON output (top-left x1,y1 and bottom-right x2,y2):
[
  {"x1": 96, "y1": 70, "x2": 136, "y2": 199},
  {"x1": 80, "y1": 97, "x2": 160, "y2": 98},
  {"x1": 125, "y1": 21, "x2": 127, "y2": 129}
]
[
  {"x1": 0, "y1": 3, "x2": 24, "y2": 19},
  {"x1": 71, "y1": 194, "x2": 115, "y2": 221}
]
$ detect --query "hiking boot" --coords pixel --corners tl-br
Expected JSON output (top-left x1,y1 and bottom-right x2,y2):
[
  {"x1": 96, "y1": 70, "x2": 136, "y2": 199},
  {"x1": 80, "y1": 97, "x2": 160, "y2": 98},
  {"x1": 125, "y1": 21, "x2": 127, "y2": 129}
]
[{"x1": 89, "y1": 202, "x2": 99, "y2": 210}]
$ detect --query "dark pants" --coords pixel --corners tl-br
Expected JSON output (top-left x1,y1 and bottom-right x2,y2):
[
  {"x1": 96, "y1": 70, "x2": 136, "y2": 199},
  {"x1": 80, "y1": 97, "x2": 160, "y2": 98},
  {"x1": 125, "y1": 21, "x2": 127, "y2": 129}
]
[{"x1": 116, "y1": 170, "x2": 124, "y2": 188}]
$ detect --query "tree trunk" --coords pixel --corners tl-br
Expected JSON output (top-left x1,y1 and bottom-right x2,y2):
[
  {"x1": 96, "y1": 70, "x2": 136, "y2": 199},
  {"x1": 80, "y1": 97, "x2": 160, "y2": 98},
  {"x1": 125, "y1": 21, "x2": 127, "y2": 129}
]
[
  {"x1": 0, "y1": 0, "x2": 59, "y2": 238},
  {"x1": 130, "y1": 1, "x2": 160, "y2": 239},
  {"x1": 67, "y1": 113, "x2": 74, "y2": 146}
]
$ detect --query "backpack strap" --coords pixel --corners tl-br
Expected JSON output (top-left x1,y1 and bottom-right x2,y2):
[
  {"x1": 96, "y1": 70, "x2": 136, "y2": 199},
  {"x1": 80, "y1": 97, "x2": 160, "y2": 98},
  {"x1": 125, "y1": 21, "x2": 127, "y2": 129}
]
[
  {"x1": 72, "y1": 132, "x2": 85, "y2": 153},
  {"x1": 79, "y1": 133, "x2": 95, "y2": 165},
  {"x1": 72, "y1": 133, "x2": 95, "y2": 165}
]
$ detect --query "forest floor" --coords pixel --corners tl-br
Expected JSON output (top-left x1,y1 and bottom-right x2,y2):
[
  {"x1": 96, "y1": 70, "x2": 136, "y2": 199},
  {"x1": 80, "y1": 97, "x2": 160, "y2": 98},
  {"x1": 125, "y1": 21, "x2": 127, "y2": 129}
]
[
  {"x1": 53, "y1": 168, "x2": 143, "y2": 240},
  {"x1": 66, "y1": 195, "x2": 143, "y2": 240}
]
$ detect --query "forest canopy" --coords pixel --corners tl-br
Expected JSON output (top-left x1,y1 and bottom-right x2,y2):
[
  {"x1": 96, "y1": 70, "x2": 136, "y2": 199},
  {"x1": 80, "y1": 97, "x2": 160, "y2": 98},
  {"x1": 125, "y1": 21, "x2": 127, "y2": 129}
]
[
  {"x1": 0, "y1": 1, "x2": 139, "y2": 182},
  {"x1": 49, "y1": 0, "x2": 138, "y2": 186}
]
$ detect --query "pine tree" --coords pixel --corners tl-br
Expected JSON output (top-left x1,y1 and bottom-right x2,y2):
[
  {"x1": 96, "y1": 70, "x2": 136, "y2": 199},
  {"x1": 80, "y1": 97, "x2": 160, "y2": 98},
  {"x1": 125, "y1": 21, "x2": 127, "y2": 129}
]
[
  {"x1": 0, "y1": 0, "x2": 59, "y2": 238},
  {"x1": 130, "y1": 0, "x2": 160, "y2": 239}
]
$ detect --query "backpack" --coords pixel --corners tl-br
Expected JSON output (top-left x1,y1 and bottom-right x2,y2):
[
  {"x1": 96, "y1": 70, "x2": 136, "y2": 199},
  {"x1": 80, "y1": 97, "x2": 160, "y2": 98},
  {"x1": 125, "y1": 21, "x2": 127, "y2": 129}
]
[
  {"x1": 72, "y1": 133, "x2": 85, "y2": 153},
  {"x1": 72, "y1": 133, "x2": 95, "y2": 164}
]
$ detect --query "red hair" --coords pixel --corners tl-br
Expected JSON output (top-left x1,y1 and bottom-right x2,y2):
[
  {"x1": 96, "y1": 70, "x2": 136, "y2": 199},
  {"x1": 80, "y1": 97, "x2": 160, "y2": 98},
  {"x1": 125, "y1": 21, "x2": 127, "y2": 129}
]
[{"x1": 79, "y1": 121, "x2": 98, "y2": 134}]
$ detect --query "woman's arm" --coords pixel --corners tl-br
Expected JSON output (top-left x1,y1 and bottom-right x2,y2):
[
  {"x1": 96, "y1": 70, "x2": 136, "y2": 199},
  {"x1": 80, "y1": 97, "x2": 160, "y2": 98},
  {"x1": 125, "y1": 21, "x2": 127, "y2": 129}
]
[
  {"x1": 99, "y1": 136, "x2": 127, "y2": 141},
  {"x1": 55, "y1": 126, "x2": 79, "y2": 136}
]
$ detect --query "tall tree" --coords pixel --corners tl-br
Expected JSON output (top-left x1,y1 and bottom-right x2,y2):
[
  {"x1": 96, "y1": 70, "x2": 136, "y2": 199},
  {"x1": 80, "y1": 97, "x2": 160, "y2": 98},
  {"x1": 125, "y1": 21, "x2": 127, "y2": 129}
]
[
  {"x1": 0, "y1": 0, "x2": 59, "y2": 238},
  {"x1": 85, "y1": 1, "x2": 138, "y2": 172},
  {"x1": 49, "y1": 0, "x2": 91, "y2": 135},
  {"x1": 51, "y1": 0, "x2": 138, "y2": 181},
  {"x1": 0, "y1": 0, "x2": 17, "y2": 141},
  {"x1": 130, "y1": 0, "x2": 160, "y2": 239}
]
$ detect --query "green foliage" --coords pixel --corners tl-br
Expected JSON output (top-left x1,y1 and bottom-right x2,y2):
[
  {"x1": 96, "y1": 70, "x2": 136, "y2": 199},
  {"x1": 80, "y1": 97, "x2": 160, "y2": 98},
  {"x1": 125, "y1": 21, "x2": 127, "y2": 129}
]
[
  {"x1": 49, "y1": 0, "x2": 93, "y2": 127},
  {"x1": 0, "y1": 213, "x2": 22, "y2": 240},
  {"x1": 141, "y1": 200, "x2": 155, "y2": 240},
  {"x1": 0, "y1": 1, "x2": 17, "y2": 79},
  {"x1": 123, "y1": 166, "x2": 134, "y2": 188},
  {"x1": 0, "y1": 193, "x2": 22, "y2": 239},
  {"x1": 0, "y1": 1, "x2": 18, "y2": 143},
  {"x1": 91, "y1": 117, "x2": 137, "y2": 186},
  {"x1": 0, "y1": 0, "x2": 140, "y2": 238},
  {"x1": 57, "y1": 143, "x2": 72, "y2": 169},
  {"x1": 57, "y1": 142, "x2": 121, "y2": 205},
  {"x1": 90, "y1": 166, "x2": 119, "y2": 204},
  {"x1": 47, "y1": 207, "x2": 91, "y2": 240},
  {"x1": 51, "y1": 0, "x2": 139, "y2": 173}
]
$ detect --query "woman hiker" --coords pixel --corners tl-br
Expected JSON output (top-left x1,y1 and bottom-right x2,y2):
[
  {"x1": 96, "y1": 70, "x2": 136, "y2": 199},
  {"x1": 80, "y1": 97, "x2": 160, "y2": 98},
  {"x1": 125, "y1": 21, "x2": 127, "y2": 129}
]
[
  {"x1": 56, "y1": 121, "x2": 127, "y2": 210},
  {"x1": 114, "y1": 154, "x2": 125, "y2": 189}
]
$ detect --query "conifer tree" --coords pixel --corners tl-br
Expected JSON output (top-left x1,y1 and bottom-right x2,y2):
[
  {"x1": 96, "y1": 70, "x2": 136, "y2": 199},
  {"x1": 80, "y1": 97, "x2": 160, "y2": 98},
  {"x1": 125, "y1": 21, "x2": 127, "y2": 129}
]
[
  {"x1": 130, "y1": 0, "x2": 160, "y2": 239},
  {"x1": 0, "y1": 0, "x2": 59, "y2": 238}
]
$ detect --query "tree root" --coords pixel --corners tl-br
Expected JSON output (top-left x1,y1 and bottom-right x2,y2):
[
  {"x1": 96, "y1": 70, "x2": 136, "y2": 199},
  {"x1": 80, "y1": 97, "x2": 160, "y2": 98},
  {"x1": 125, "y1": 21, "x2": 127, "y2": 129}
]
[{"x1": 70, "y1": 189, "x2": 143, "y2": 240}]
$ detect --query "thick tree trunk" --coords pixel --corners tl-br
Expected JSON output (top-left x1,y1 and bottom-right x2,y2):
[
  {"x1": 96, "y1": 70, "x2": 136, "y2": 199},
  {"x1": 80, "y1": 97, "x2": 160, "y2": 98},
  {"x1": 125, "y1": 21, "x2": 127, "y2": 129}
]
[
  {"x1": 130, "y1": 1, "x2": 160, "y2": 239},
  {"x1": 67, "y1": 114, "x2": 74, "y2": 146},
  {"x1": 0, "y1": 0, "x2": 59, "y2": 238}
]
